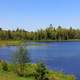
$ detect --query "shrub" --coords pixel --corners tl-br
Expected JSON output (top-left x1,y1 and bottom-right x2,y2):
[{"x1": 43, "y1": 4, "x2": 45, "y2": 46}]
[{"x1": 1, "y1": 60, "x2": 8, "y2": 71}]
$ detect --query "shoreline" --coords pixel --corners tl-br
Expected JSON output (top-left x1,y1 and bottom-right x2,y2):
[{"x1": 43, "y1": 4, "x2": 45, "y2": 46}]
[
  {"x1": 28, "y1": 39, "x2": 80, "y2": 42},
  {"x1": 0, "y1": 39, "x2": 80, "y2": 46},
  {"x1": 0, "y1": 40, "x2": 24, "y2": 46}
]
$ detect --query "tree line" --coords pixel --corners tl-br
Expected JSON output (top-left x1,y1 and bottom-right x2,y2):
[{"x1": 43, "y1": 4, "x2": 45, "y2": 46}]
[{"x1": 0, "y1": 24, "x2": 80, "y2": 40}]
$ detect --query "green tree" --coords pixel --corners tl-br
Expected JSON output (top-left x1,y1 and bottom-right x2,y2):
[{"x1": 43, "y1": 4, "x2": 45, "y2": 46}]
[
  {"x1": 0, "y1": 25, "x2": 80, "y2": 40},
  {"x1": 34, "y1": 62, "x2": 48, "y2": 80},
  {"x1": 13, "y1": 47, "x2": 30, "y2": 76},
  {"x1": 1, "y1": 60, "x2": 8, "y2": 71},
  {"x1": 0, "y1": 28, "x2": 2, "y2": 31}
]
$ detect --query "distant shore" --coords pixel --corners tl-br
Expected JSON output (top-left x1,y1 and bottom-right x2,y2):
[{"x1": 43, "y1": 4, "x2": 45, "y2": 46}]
[
  {"x1": 0, "y1": 39, "x2": 80, "y2": 46},
  {"x1": 0, "y1": 40, "x2": 24, "y2": 46},
  {"x1": 29, "y1": 39, "x2": 80, "y2": 42}
]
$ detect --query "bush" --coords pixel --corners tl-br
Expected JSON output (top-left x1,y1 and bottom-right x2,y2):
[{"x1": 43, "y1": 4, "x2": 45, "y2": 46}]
[{"x1": 1, "y1": 60, "x2": 8, "y2": 71}]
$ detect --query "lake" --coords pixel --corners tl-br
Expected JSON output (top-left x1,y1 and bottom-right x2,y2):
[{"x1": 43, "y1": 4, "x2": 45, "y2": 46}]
[{"x1": 0, "y1": 41, "x2": 80, "y2": 80}]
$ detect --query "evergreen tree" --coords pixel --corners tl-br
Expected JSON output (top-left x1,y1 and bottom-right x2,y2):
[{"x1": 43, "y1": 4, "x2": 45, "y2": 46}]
[
  {"x1": 34, "y1": 62, "x2": 48, "y2": 80},
  {"x1": 13, "y1": 47, "x2": 30, "y2": 76}
]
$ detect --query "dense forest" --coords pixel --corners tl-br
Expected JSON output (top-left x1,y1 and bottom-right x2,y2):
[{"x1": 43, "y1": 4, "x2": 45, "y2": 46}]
[{"x1": 0, "y1": 24, "x2": 80, "y2": 40}]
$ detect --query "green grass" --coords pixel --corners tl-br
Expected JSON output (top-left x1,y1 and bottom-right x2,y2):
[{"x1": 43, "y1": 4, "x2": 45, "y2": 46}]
[
  {"x1": 0, "y1": 70, "x2": 75, "y2": 80},
  {"x1": 0, "y1": 71, "x2": 34, "y2": 80},
  {"x1": 0, "y1": 40, "x2": 24, "y2": 46},
  {"x1": 0, "y1": 39, "x2": 80, "y2": 47},
  {"x1": 0, "y1": 63, "x2": 76, "y2": 80},
  {"x1": 48, "y1": 70, "x2": 76, "y2": 80}
]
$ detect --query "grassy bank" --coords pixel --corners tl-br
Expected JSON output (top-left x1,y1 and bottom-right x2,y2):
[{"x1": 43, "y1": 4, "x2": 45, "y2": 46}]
[
  {"x1": 0, "y1": 39, "x2": 80, "y2": 46},
  {"x1": 0, "y1": 40, "x2": 24, "y2": 46},
  {"x1": 0, "y1": 71, "x2": 34, "y2": 80},
  {"x1": 0, "y1": 64, "x2": 76, "y2": 80}
]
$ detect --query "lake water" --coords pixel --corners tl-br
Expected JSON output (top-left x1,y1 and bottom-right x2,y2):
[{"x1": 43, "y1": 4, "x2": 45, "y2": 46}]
[{"x1": 0, "y1": 42, "x2": 80, "y2": 80}]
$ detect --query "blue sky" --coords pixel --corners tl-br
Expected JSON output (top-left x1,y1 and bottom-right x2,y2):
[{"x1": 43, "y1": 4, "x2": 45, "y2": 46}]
[{"x1": 0, "y1": 0, "x2": 80, "y2": 31}]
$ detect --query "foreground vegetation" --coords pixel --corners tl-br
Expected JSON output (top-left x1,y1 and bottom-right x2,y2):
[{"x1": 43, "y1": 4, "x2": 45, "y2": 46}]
[{"x1": 0, "y1": 63, "x2": 75, "y2": 80}]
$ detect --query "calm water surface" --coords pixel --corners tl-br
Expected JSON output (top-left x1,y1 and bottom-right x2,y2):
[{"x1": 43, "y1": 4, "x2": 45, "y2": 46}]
[{"x1": 0, "y1": 42, "x2": 80, "y2": 80}]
